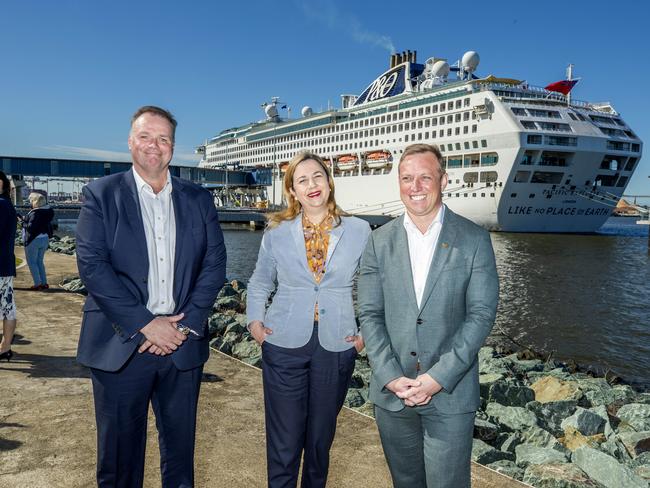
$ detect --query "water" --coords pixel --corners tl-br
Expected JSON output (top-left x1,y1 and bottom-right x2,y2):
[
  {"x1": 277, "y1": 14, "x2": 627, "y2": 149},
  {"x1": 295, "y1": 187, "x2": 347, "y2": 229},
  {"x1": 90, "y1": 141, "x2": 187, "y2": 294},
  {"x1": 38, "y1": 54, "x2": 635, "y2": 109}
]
[{"x1": 58, "y1": 217, "x2": 650, "y2": 387}]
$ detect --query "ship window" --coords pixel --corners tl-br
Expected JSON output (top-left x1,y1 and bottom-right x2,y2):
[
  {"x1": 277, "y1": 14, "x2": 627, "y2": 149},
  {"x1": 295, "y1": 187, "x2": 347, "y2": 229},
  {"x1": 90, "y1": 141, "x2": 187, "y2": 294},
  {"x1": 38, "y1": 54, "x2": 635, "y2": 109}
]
[
  {"x1": 405, "y1": 135, "x2": 409, "y2": 142},
  {"x1": 455, "y1": 128, "x2": 460, "y2": 135},
  {"x1": 464, "y1": 142, "x2": 470, "y2": 150},
  {"x1": 447, "y1": 115, "x2": 453, "y2": 124},
  {"x1": 447, "y1": 129, "x2": 452, "y2": 137},
  {"x1": 511, "y1": 193, "x2": 517, "y2": 197},
  {"x1": 464, "y1": 98, "x2": 470, "y2": 107},
  {"x1": 425, "y1": 106, "x2": 431, "y2": 115},
  {"x1": 456, "y1": 193, "x2": 460, "y2": 197},
  {"x1": 464, "y1": 194, "x2": 468, "y2": 197},
  {"x1": 439, "y1": 116, "x2": 445, "y2": 125},
  {"x1": 625, "y1": 157, "x2": 637, "y2": 171},
  {"x1": 425, "y1": 132, "x2": 430, "y2": 139},
  {"x1": 455, "y1": 143, "x2": 461, "y2": 150},
  {"x1": 514, "y1": 171, "x2": 530, "y2": 183},
  {"x1": 568, "y1": 113, "x2": 578, "y2": 120},
  {"x1": 463, "y1": 172, "x2": 479, "y2": 183},
  {"x1": 464, "y1": 112, "x2": 470, "y2": 121},
  {"x1": 596, "y1": 174, "x2": 618, "y2": 187},
  {"x1": 447, "y1": 144, "x2": 453, "y2": 151},
  {"x1": 616, "y1": 176, "x2": 628, "y2": 187},
  {"x1": 632, "y1": 143, "x2": 640, "y2": 152},
  {"x1": 432, "y1": 105, "x2": 438, "y2": 113},
  {"x1": 418, "y1": 133, "x2": 423, "y2": 140},
  {"x1": 418, "y1": 108, "x2": 423, "y2": 116},
  {"x1": 455, "y1": 114, "x2": 461, "y2": 122},
  {"x1": 431, "y1": 131, "x2": 436, "y2": 139},
  {"x1": 381, "y1": 116, "x2": 385, "y2": 123},
  {"x1": 529, "y1": 194, "x2": 535, "y2": 198},
  {"x1": 522, "y1": 121, "x2": 537, "y2": 130},
  {"x1": 456, "y1": 100, "x2": 462, "y2": 109},
  {"x1": 431, "y1": 118, "x2": 437, "y2": 126},
  {"x1": 531, "y1": 171, "x2": 564, "y2": 184},
  {"x1": 440, "y1": 104, "x2": 445, "y2": 112},
  {"x1": 464, "y1": 154, "x2": 480, "y2": 167},
  {"x1": 448, "y1": 156, "x2": 462, "y2": 168},
  {"x1": 511, "y1": 107, "x2": 527, "y2": 116},
  {"x1": 527, "y1": 134, "x2": 542, "y2": 144},
  {"x1": 480, "y1": 171, "x2": 498, "y2": 183},
  {"x1": 472, "y1": 193, "x2": 477, "y2": 197},
  {"x1": 463, "y1": 126, "x2": 469, "y2": 134},
  {"x1": 472, "y1": 125, "x2": 478, "y2": 133},
  {"x1": 418, "y1": 120, "x2": 423, "y2": 129}
]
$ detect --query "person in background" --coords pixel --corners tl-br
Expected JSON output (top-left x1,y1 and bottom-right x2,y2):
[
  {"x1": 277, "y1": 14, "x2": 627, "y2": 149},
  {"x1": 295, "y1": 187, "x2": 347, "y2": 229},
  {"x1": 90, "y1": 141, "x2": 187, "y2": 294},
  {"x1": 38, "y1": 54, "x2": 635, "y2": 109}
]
[
  {"x1": 0, "y1": 171, "x2": 18, "y2": 361},
  {"x1": 22, "y1": 192, "x2": 54, "y2": 290},
  {"x1": 358, "y1": 143, "x2": 499, "y2": 488},
  {"x1": 247, "y1": 151, "x2": 370, "y2": 488}
]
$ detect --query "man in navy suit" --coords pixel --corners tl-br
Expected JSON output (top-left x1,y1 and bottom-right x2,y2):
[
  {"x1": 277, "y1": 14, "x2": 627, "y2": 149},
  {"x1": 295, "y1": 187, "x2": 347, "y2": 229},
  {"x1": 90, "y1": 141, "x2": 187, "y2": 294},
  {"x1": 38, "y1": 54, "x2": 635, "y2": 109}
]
[{"x1": 76, "y1": 106, "x2": 227, "y2": 487}]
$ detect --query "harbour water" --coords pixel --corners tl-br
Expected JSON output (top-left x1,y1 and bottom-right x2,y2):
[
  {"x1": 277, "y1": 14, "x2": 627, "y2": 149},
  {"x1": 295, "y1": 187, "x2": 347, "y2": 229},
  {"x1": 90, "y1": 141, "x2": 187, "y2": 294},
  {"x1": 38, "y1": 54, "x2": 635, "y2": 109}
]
[{"x1": 221, "y1": 217, "x2": 650, "y2": 388}]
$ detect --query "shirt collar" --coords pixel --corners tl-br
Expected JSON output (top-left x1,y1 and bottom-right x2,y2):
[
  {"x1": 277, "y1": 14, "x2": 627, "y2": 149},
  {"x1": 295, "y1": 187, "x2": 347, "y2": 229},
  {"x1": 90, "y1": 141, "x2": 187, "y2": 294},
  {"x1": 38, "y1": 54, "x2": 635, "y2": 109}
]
[
  {"x1": 403, "y1": 204, "x2": 445, "y2": 236},
  {"x1": 132, "y1": 168, "x2": 172, "y2": 196}
]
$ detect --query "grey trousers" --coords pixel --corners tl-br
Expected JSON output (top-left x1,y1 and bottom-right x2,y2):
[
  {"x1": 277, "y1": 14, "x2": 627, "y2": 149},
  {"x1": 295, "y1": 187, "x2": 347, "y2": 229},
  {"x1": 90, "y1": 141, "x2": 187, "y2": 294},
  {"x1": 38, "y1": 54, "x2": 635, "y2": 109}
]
[{"x1": 374, "y1": 403, "x2": 475, "y2": 488}]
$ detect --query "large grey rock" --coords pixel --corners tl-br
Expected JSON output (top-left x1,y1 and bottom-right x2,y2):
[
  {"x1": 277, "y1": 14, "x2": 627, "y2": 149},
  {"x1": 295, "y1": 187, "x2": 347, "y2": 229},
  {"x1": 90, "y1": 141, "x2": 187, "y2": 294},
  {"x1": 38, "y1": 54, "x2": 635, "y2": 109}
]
[
  {"x1": 224, "y1": 321, "x2": 247, "y2": 337},
  {"x1": 628, "y1": 452, "x2": 650, "y2": 481},
  {"x1": 515, "y1": 443, "x2": 568, "y2": 468},
  {"x1": 500, "y1": 433, "x2": 523, "y2": 454},
  {"x1": 474, "y1": 417, "x2": 499, "y2": 442},
  {"x1": 600, "y1": 436, "x2": 633, "y2": 463},
  {"x1": 561, "y1": 407, "x2": 606, "y2": 436},
  {"x1": 486, "y1": 402, "x2": 538, "y2": 432},
  {"x1": 215, "y1": 295, "x2": 243, "y2": 311},
  {"x1": 471, "y1": 438, "x2": 512, "y2": 465},
  {"x1": 573, "y1": 446, "x2": 647, "y2": 488},
  {"x1": 523, "y1": 463, "x2": 606, "y2": 488},
  {"x1": 578, "y1": 378, "x2": 636, "y2": 408},
  {"x1": 504, "y1": 354, "x2": 544, "y2": 374},
  {"x1": 208, "y1": 313, "x2": 233, "y2": 336},
  {"x1": 478, "y1": 347, "x2": 509, "y2": 375},
  {"x1": 217, "y1": 284, "x2": 240, "y2": 298},
  {"x1": 344, "y1": 388, "x2": 367, "y2": 408},
  {"x1": 479, "y1": 373, "x2": 504, "y2": 400},
  {"x1": 485, "y1": 460, "x2": 524, "y2": 481},
  {"x1": 617, "y1": 404, "x2": 650, "y2": 432},
  {"x1": 617, "y1": 431, "x2": 650, "y2": 458},
  {"x1": 231, "y1": 340, "x2": 261, "y2": 367},
  {"x1": 520, "y1": 425, "x2": 566, "y2": 451},
  {"x1": 527, "y1": 400, "x2": 578, "y2": 437},
  {"x1": 489, "y1": 380, "x2": 535, "y2": 407},
  {"x1": 589, "y1": 405, "x2": 615, "y2": 438},
  {"x1": 60, "y1": 277, "x2": 86, "y2": 294}
]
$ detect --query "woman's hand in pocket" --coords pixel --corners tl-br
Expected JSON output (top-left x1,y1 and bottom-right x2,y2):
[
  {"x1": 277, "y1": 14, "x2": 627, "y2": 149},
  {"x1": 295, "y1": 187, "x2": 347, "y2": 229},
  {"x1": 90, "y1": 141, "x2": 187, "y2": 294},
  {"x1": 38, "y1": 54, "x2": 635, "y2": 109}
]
[
  {"x1": 249, "y1": 320, "x2": 273, "y2": 345},
  {"x1": 345, "y1": 334, "x2": 364, "y2": 353}
]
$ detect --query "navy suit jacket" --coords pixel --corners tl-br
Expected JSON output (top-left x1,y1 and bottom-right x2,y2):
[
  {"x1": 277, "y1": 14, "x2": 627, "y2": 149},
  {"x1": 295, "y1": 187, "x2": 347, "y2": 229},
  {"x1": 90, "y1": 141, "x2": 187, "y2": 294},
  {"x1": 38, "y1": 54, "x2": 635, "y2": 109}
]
[{"x1": 76, "y1": 169, "x2": 227, "y2": 372}]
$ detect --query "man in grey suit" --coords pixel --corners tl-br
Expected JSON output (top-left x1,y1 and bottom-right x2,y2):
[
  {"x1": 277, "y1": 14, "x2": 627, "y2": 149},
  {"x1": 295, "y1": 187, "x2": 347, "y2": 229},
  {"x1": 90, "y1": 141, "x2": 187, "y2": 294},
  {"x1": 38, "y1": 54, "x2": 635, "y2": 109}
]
[{"x1": 358, "y1": 143, "x2": 498, "y2": 488}]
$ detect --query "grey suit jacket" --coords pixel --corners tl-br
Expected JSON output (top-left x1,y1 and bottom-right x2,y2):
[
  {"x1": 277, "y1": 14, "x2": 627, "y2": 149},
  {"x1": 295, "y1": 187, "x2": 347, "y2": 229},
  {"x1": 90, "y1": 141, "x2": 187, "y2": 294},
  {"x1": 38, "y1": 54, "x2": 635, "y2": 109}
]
[
  {"x1": 358, "y1": 207, "x2": 498, "y2": 413},
  {"x1": 247, "y1": 215, "x2": 371, "y2": 352}
]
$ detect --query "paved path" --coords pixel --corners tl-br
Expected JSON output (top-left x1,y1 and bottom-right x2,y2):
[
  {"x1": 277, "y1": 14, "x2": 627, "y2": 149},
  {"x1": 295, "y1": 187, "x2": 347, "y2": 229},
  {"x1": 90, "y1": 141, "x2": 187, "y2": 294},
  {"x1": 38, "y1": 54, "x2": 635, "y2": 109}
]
[{"x1": 0, "y1": 249, "x2": 528, "y2": 487}]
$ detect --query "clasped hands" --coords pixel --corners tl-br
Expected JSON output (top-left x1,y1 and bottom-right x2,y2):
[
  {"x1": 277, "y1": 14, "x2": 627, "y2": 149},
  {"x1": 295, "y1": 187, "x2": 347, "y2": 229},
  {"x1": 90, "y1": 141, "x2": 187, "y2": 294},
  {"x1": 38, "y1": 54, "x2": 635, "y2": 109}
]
[
  {"x1": 138, "y1": 313, "x2": 188, "y2": 355},
  {"x1": 386, "y1": 374, "x2": 443, "y2": 407}
]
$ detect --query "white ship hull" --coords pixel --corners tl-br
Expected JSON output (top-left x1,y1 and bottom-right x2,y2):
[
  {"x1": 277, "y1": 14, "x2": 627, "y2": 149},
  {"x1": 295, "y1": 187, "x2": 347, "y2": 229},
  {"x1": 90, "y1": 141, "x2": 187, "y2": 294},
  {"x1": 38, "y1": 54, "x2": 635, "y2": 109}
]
[{"x1": 198, "y1": 50, "x2": 643, "y2": 233}]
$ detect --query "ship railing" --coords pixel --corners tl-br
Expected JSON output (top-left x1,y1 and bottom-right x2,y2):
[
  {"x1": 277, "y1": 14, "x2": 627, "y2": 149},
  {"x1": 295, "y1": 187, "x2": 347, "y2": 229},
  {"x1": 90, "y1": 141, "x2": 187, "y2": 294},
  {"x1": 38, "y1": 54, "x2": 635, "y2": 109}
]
[{"x1": 345, "y1": 200, "x2": 404, "y2": 216}]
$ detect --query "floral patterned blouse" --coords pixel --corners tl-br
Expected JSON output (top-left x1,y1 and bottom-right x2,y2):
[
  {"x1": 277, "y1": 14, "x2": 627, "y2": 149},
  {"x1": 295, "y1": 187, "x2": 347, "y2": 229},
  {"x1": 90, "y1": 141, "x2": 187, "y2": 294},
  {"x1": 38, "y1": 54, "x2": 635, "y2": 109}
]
[{"x1": 302, "y1": 214, "x2": 333, "y2": 321}]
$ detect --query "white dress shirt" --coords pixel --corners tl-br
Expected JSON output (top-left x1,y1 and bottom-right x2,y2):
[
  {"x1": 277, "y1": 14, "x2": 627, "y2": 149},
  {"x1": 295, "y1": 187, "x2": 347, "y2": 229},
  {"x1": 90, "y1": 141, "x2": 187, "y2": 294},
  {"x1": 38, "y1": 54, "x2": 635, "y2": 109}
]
[
  {"x1": 403, "y1": 205, "x2": 445, "y2": 308},
  {"x1": 132, "y1": 168, "x2": 176, "y2": 315}
]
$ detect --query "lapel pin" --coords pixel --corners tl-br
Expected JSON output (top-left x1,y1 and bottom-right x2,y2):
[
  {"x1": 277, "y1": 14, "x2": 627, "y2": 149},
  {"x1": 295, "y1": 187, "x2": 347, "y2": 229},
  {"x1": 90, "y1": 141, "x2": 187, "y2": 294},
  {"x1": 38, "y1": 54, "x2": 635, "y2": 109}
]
[{"x1": 441, "y1": 242, "x2": 449, "y2": 248}]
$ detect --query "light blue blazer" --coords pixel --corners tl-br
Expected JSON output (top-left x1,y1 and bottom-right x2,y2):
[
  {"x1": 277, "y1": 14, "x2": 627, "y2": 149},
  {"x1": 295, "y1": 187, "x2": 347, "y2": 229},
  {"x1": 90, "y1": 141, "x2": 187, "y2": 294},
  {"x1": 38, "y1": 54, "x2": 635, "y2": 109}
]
[{"x1": 247, "y1": 215, "x2": 371, "y2": 352}]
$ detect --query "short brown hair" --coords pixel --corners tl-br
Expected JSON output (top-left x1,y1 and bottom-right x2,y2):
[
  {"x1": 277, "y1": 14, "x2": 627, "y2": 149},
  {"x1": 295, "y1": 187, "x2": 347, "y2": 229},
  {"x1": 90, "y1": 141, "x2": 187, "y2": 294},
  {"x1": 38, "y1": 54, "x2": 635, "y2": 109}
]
[
  {"x1": 131, "y1": 106, "x2": 177, "y2": 141},
  {"x1": 399, "y1": 143, "x2": 445, "y2": 173}
]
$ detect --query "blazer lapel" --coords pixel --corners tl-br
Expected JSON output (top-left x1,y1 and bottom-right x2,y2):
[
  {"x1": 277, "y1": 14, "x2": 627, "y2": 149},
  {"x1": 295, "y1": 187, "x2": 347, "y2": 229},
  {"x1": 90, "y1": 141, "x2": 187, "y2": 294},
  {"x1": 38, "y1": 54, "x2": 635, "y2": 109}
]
[
  {"x1": 392, "y1": 215, "x2": 419, "y2": 311},
  {"x1": 418, "y1": 209, "x2": 458, "y2": 312},
  {"x1": 291, "y1": 216, "x2": 311, "y2": 275},
  {"x1": 325, "y1": 219, "x2": 345, "y2": 265},
  {"x1": 171, "y1": 177, "x2": 189, "y2": 301},
  {"x1": 120, "y1": 169, "x2": 149, "y2": 272}
]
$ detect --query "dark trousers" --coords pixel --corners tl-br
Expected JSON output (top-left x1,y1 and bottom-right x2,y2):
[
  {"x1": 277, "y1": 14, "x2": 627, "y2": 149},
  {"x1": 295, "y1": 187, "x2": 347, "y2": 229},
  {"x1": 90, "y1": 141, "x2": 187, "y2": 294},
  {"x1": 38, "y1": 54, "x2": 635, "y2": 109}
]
[
  {"x1": 262, "y1": 325, "x2": 357, "y2": 488},
  {"x1": 90, "y1": 350, "x2": 203, "y2": 488}
]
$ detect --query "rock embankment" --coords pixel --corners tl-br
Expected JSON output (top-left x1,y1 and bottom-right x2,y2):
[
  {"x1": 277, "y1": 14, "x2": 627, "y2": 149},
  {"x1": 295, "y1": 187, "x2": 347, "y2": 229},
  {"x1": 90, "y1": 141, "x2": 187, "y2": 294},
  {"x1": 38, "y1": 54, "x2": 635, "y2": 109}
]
[{"x1": 58, "y1": 274, "x2": 650, "y2": 488}]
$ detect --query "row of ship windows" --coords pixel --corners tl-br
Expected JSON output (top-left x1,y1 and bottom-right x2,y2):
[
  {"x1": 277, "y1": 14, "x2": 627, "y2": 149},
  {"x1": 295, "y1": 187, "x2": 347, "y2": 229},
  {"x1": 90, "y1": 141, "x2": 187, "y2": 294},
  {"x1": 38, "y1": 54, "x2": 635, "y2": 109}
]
[
  {"x1": 210, "y1": 113, "x2": 479, "y2": 157},
  {"x1": 513, "y1": 171, "x2": 630, "y2": 188},
  {"x1": 206, "y1": 124, "x2": 482, "y2": 162},
  {"x1": 511, "y1": 107, "x2": 631, "y2": 133}
]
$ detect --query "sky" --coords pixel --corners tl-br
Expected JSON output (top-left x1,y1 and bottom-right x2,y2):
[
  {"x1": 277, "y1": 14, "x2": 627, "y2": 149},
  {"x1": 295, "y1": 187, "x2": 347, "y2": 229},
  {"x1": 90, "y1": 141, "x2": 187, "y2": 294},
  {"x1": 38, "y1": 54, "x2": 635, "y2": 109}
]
[{"x1": 1, "y1": 0, "x2": 648, "y2": 199}]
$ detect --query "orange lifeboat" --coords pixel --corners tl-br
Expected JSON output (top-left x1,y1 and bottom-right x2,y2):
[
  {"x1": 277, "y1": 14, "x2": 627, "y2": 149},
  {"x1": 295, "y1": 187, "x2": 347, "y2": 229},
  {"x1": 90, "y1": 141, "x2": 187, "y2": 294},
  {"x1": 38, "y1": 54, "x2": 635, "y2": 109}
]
[
  {"x1": 364, "y1": 150, "x2": 392, "y2": 169},
  {"x1": 336, "y1": 154, "x2": 358, "y2": 171}
]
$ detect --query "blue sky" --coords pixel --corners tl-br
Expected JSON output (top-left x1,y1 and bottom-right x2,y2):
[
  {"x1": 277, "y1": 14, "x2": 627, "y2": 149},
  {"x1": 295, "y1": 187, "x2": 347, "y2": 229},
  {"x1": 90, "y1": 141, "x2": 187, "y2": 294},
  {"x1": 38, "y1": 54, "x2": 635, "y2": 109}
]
[{"x1": 1, "y1": 0, "x2": 648, "y2": 198}]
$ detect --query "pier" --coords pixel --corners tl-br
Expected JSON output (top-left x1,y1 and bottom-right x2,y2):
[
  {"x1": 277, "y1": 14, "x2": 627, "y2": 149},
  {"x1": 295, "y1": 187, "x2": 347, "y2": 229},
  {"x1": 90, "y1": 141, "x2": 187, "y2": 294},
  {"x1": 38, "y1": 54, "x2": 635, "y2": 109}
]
[{"x1": 0, "y1": 249, "x2": 525, "y2": 487}]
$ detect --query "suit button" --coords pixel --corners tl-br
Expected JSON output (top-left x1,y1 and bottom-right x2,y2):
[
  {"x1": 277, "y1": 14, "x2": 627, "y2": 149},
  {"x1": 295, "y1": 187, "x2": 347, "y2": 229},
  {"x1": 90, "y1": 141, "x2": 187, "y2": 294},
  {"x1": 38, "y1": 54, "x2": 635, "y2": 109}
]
[
  {"x1": 320, "y1": 309, "x2": 326, "y2": 315},
  {"x1": 314, "y1": 286, "x2": 319, "y2": 291},
  {"x1": 416, "y1": 318, "x2": 423, "y2": 325},
  {"x1": 410, "y1": 351, "x2": 417, "y2": 356}
]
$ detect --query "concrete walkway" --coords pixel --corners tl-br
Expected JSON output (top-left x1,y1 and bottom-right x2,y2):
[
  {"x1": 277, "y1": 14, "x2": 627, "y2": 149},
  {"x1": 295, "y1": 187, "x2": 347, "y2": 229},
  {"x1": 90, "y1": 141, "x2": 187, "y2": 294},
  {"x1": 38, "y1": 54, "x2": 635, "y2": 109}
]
[{"x1": 0, "y1": 249, "x2": 528, "y2": 487}]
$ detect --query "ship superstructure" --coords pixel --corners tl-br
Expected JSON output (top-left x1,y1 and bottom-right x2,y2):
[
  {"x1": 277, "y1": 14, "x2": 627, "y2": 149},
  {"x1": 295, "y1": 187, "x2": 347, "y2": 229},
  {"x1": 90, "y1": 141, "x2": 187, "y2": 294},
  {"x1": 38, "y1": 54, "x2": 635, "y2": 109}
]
[{"x1": 198, "y1": 50, "x2": 643, "y2": 232}]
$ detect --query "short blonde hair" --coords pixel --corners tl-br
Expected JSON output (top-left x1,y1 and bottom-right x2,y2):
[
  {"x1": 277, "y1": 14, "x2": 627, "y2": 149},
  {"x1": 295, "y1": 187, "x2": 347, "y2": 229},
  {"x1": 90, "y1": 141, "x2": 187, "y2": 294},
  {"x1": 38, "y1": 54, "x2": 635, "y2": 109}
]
[{"x1": 29, "y1": 192, "x2": 46, "y2": 208}]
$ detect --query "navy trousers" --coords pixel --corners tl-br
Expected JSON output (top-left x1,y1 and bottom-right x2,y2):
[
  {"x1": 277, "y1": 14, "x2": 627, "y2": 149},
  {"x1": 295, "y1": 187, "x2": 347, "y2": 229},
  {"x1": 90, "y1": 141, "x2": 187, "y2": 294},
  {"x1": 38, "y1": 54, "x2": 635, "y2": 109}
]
[
  {"x1": 90, "y1": 350, "x2": 203, "y2": 488},
  {"x1": 262, "y1": 325, "x2": 357, "y2": 488}
]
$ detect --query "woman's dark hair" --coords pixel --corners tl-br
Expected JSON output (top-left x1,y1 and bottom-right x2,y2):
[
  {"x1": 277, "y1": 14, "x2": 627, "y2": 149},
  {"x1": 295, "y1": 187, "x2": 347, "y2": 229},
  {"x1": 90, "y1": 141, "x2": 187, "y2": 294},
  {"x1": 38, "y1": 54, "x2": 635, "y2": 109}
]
[{"x1": 0, "y1": 171, "x2": 11, "y2": 199}]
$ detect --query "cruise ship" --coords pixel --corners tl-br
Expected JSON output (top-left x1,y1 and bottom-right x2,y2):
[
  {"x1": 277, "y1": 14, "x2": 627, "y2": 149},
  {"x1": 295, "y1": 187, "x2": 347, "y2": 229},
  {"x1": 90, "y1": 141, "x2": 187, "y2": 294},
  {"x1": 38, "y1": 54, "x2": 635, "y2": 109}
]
[{"x1": 197, "y1": 50, "x2": 643, "y2": 232}]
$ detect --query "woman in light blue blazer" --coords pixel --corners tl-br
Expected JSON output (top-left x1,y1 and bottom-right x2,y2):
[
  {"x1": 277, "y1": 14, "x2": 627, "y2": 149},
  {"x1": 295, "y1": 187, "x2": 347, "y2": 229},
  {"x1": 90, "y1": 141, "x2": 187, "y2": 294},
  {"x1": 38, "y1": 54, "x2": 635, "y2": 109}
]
[{"x1": 247, "y1": 151, "x2": 371, "y2": 488}]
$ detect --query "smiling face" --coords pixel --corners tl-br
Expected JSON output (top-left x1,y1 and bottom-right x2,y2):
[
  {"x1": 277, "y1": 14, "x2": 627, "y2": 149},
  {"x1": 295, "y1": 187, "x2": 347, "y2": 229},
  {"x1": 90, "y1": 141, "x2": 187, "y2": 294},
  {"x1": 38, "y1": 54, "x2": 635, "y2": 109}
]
[
  {"x1": 128, "y1": 112, "x2": 174, "y2": 180},
  {"x1": 289, "y1": 159, "x2": 331, "y2": 219},
  {"x1": 399, "y1": 151, "x2": 448, "y2": 225}
]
